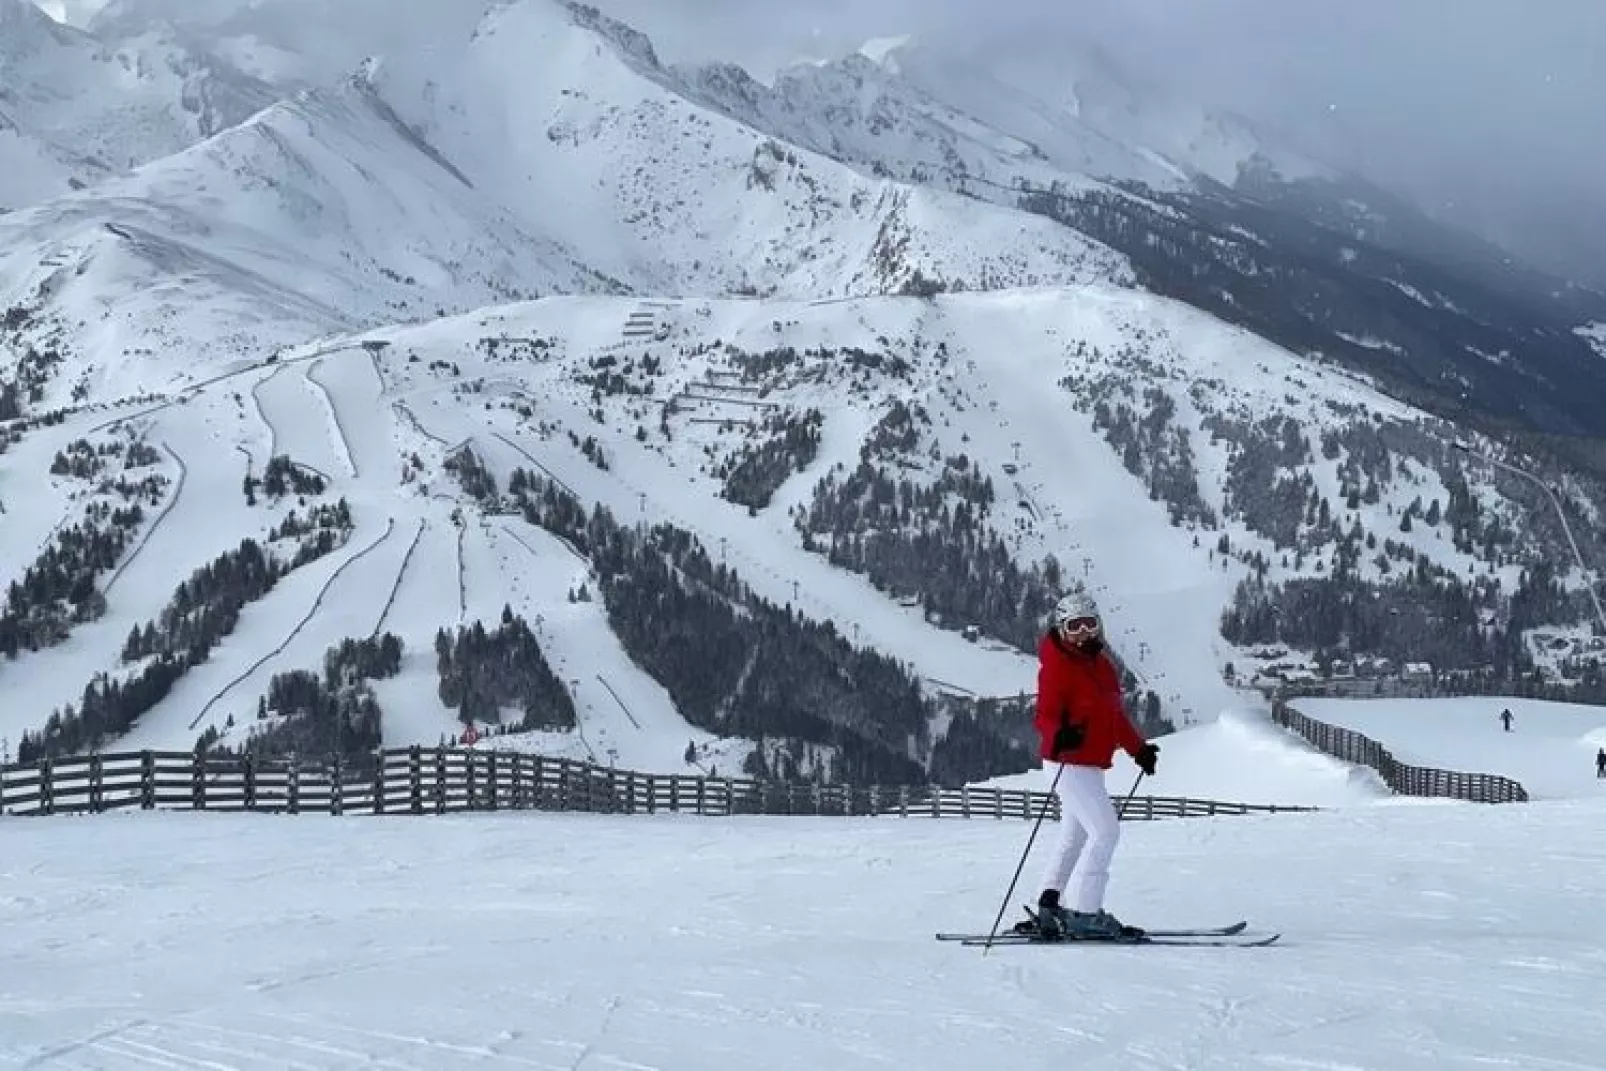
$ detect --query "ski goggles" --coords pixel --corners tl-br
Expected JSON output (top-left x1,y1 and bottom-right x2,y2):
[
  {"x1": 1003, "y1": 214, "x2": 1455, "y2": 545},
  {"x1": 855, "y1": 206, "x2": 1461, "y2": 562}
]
[{"x1": 1059, "y1": 616, "x2": 1100, "y2": 637}]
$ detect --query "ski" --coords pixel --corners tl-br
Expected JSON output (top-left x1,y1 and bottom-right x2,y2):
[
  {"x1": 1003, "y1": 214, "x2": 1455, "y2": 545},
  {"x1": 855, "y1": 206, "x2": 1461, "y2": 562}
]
[
  {"x1": 936, "y1": 917, "x2": 1249, "y2": 942},
  {"x1": 951, "y1": 931, "x2": 1280, "y2": 949}
]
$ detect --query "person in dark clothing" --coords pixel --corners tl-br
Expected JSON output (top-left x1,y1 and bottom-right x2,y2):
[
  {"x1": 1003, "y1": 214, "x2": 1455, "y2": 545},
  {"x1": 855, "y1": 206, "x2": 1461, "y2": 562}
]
[
  {"x1": 1500, "y1": 708, "x2": 1513, "y2": 732},
  {"x1": 1596, "y1": 747, "x2": 1605, "y2": 779}
]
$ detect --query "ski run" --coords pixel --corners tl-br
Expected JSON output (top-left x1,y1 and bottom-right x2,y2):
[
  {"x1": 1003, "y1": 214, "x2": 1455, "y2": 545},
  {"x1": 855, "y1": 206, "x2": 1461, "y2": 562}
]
[{"x1": 4, "y1": 796, "x2": 1605, "y2": 1070}]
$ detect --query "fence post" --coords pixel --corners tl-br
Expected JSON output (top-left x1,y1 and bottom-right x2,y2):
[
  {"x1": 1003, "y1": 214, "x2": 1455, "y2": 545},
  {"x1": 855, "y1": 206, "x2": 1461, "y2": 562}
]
[
  {"x1": 192, "y1": 753, "x2": 205, "y2": 811},
  {"x1": 409, "y1": 746, "x2": 422, "y2": 814},
  {"x1": 899, "y1": 784, "x2": 908, "y2": 817},
  {"x1": 89, "y1": 754, "x2": 103, "y2": 813},
  {"x1": 435, "y1": 747, "x2": 447, "y2": 813},
  {"x1": 140, "y1": 751, "x2": 154, "y2": 810},
  {"x1": 39, "y1": 758, "x2": 54, "y2": 816},
  {"x1": 466, "y1": 751, "x2": 479, "y2": 811},
  {"x1": 331, "y1": 757, "x2": 344, "y2": 816},
  {"x1": 243, "y1": 753, "x2": 257, "y2": 812},
  {"x1": 287, "y1": 756, "x2": 300, "y2": 815},
  {"x1": 371, "y1": 752, "x2": 385, "y2": 815},
  {"x1": 487, "y1": 753, "x2": 500, "y2": 812}
]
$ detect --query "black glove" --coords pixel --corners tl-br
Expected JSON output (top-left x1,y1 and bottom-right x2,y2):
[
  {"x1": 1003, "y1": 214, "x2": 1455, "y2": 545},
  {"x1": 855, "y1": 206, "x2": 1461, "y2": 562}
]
[
  {"x1": 1052, "y1": 719, "x2": 1085, "y2": 758},
  {"x1": 1133, "y1": 742, "x2": 1159, "y2": 777}
]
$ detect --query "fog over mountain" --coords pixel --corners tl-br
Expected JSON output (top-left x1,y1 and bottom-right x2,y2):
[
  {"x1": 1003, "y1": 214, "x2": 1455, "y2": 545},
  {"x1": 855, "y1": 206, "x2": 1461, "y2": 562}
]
[{"x1": 575, "y1": 0, "x2": 1606, "y2": 292}]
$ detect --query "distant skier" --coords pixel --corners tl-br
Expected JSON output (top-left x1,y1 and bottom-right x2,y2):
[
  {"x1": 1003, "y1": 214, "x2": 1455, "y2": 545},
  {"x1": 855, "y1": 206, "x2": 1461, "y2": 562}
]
[
  {"x1": 1596, "y1": 747, "x2": 1604, "y2": 779},
  {"x1": 1031, "y1": 590, "x2": 1159, "y2": 940},
  {"x1": 1500, "y1": 708, "x2": 1513, "y2": 732}
]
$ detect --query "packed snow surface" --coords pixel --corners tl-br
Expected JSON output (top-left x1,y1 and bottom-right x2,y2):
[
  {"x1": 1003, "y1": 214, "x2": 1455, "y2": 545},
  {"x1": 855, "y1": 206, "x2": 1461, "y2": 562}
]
[{"x1": 4, "y1": 803, "x2": 1604, "y2": 1069}]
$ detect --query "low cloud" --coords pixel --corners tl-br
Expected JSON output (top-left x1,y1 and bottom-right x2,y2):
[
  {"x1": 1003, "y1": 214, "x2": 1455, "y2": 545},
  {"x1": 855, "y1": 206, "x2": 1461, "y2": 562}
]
[{"x1": 595, "y1": 0, "x2": 1606, "y2": 290}]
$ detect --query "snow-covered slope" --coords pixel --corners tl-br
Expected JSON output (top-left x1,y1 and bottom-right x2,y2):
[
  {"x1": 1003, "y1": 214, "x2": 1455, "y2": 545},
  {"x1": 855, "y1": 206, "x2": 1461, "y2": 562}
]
[
  {"x1": 5, "y1": 0, "x2": 1604, "y2": 792},
  {"x1": 1297, "y1": 695, "x2": 1606, "y2": 801},
  {"x1": 5, "y1": 280, "x2": 1583, "y2": 783},
  {"x1": 0, "y1": 72, "x2": 616, "y2": 402},
  {"x1": 0, "y1": 0, "x2": 278, "y2": 211},
  {"x1": 360, "y1": 0, "x2": 1129, "y2": 300},
  {"x1": 1580, "y1": 322, "x2": 1606, "y2": 359},
  {"x1": 676, "y1": 33, "x2": 1328, "y2": 218},
  {"x1": 1, "y1": 0, "x2": 1131, "y2": 406},
  {"x1": 7, "y1": 803, "x2": 1605, "y2": 1068}
]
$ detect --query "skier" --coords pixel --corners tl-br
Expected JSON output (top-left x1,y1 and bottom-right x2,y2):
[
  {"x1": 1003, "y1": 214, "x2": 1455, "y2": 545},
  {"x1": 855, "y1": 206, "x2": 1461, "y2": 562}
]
[
  {"x1": 1500, "y1": 708, "x2": 1513, "y2": 732},
  {"x1": 1596, "y1": 747, "x2": 1604, "y2": 779},
  {"x1": 1031, "y1": 590, "x2": 1159, "y2": 940}
]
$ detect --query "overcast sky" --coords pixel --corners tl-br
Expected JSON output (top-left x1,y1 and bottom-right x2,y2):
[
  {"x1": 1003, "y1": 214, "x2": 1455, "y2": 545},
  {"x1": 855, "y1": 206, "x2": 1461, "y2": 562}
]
[
  {"x1": 39, "y1": 0, "x2": 1606, "y2": 289},
  {"x1": 586, "y1": 0, "x2": 1606, "y2": 290}
]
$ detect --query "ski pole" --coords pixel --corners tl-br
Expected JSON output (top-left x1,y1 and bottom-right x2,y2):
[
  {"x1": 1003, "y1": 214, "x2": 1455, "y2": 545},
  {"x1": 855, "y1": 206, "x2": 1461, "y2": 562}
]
[
  {"x1": 981, "y1": 761, "x2": 1065, "y2": 955},
  {"x1": 1115, "y1": 770, "x2": 1145, "y2": 820}
]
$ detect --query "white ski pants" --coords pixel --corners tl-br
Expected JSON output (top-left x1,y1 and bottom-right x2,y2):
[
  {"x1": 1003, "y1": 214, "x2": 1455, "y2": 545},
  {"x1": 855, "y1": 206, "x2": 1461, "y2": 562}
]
[{"x1": 1037, "y1": 762, "x2": 1121, "y2": 913}]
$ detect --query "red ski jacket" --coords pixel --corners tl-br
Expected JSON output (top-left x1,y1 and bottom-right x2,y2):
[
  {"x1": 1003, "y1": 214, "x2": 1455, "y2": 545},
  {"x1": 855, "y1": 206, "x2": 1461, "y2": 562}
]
[{"x1": 1034, "y1": 632, "x2": 1146, "y2": 768}]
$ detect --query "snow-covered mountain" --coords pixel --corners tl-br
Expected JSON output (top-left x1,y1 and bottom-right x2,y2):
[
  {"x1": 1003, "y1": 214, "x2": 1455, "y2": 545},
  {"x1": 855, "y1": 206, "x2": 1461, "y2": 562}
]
[
  {"x1": 0, "y1": 0, "x2": 281, "y2": 211},
  {"x1": 1, "y1": 0, "x2": 1130, "y2": 405},
  {"x1": 5, "y1": 280, "x2": 1601, "y2": 782},
  {"x1": 803, "y1": 34, "x2": 1327, "y2": 191},
  {"x1": 4, "y1": 0, "x2": 1606, "y2": 784},
  {"x1": 0, "y1": 72, "x2": 618, "y2": 399}
]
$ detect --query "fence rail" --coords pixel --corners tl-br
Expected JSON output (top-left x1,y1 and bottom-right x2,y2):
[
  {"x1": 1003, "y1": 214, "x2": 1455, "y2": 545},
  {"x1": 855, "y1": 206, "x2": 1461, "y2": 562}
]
[
  {"x1": 1272, "y1": 701, "x2": 1529, "y2": 803},
  {"x1": 0, "y1": 748, "x2": 1317, "y2": 821}
]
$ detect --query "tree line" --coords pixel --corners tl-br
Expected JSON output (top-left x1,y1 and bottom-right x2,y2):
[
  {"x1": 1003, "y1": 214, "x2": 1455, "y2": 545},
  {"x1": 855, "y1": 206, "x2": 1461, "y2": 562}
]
[
  {"x1": 20, "y1": 505, "x2": 357, "y2": 762},
  {"x1": 436, "y1": 607, "x2": 575, "y2": 731},
  {"x1": 512, "y1": 470, "x2": 945, "y2": 785},
  {"x1": 718, "y1": 408, "x2": 823, "y2": 510},
  {"x1": 198, "y1": 634, "x2": 404, "y2": 768},
  {"x1": 1, "y1": 449, "x2": 170, "y2": 659},
  {"x1": 797, "y1": 452, "x2": 1059, "y2": 652}
]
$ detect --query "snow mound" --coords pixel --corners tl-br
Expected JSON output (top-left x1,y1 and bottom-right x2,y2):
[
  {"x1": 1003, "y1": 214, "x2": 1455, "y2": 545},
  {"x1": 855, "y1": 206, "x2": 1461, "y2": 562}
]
[
  {"x1": 978, "y1": 708, "x2": 1389, "y2": 809},
  {"x1": 1113, "y1": 708, "x2": 1389, "y2": 807}
]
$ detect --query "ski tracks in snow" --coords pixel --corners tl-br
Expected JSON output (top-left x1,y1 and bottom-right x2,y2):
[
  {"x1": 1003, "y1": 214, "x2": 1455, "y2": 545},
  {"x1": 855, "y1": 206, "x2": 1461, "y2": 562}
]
[
  {"x1": 63, "y1": 1008, "x2": 556, "y2": 1071},
  {"x1": 303, "y1": 360, "x2": 360, "y2": 478},
  {"x1": 102, "y1": 443, "x2": 187, "y2": 598},
  {"x1": 188, "y1": 519, "x2": 398, "y2": 731},
  {"x1": 310, "y1": 352, "x2": 397, "y2": 483},
  {"x1": 372, "y1": 518, "x2": 428, "y2": 637},
  {"x1": 249, "y1": 365, "x2": 285, "y2": 458}
]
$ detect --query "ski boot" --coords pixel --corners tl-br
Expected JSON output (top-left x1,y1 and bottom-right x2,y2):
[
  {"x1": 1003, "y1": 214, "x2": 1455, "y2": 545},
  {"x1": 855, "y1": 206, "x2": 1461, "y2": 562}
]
[
  {"x1": 1065, "y1": 909, "x2": 1143, "y2": 941},
  {"x1": 1031, "y1": 893, "x2": 1076, "y2": 941}
]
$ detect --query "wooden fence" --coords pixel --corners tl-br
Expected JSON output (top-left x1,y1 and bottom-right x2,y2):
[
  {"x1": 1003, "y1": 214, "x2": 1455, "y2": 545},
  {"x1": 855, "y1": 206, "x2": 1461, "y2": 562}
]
[
  {"x1": 1272, "y1": 701, "x2": 1529, "y2": 803},
  {"x1": 0, "y1": 747, "x2": 1316, "y2": 821}
]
